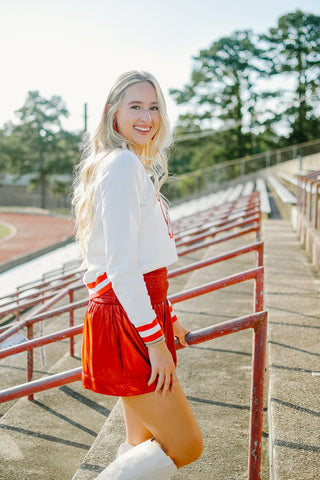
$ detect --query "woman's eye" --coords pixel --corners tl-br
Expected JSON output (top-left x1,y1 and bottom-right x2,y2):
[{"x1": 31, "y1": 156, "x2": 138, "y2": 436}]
[
  {"x1": 131, "y1": 105, "x2": 140, "y2": 110},
  {"x1": 151, "y1": 106, "x2": 159, "y2": 111}
]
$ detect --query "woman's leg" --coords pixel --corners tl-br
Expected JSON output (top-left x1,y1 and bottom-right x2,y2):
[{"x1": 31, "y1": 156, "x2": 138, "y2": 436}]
[
  {"x1": 95, "y1": 383, "x2": 202, "y2": 479},
  {"x1": 122, "y1": 382, "x2": 203, "y2": 469},
  {"x1": 121, "y1": 398, "x2": 153, "y2": 446}
]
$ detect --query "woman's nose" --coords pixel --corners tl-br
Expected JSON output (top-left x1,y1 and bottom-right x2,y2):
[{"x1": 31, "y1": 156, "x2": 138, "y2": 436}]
[{"x1": 140, "y1": 109, "x2": 151, "y2": 122}]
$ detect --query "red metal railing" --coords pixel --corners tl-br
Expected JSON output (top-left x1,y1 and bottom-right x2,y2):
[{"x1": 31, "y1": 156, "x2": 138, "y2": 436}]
[
  {"x1": 176, "y1": 310, "x2": 268, "y2": 480},
  {"x1": 0, "y1": 264, "x2": 266, "y2": 480},
  {"x1": 0, "y1": 190, "x2": 266, "y2": 479},
  {"x1": 296, "y1": 170, "x2": 320, "y2": 230},
  {"x1": 173, "y1": 192, "x2": 260, "y2": 234},
  {"x1": 169, "y1": 241, "x2": 264, "y2": 278},
  {"x1": 174, "y1": 196, "x2": 260, "y2": 240},
  {"x1": 0, "y1": 264, "x2": 264, "y2": 399},
  {"x1": 0, "y1": 245, "x2": 263, "y2": 390},
  {"x1": 178, "y1": 224, "x2": 260, "y2": 257},
  {"x1": 0, "y1": 280, "x2": 83, "y2": 343},
  {"x1": 0, "y1": 310, "x2": 267, "y2": 480},
  {"x1": 0, "y1": 271, "x2": 82, "y2": 321},
  {"x1": 176, "y1": 213, "x2": 261, "y2": 248}
]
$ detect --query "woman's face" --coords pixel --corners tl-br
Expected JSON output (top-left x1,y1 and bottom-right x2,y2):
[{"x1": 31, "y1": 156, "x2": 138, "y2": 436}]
[{"x1": 115, "y1": 81, "x2": 161, "y2": 153}]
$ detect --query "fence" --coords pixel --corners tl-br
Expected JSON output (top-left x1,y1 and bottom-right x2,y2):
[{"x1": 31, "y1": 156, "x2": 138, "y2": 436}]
[{"x1": 164, "y1": 138, "x2": 320, "y2": 200}]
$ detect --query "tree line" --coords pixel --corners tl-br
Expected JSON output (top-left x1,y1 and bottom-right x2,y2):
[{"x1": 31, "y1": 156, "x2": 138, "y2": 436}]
[
  {"x1": 169, "y1": 9, "x2": 320, "y2": 175},
  {"x1": 0, "y1": 9, "x2": 319, "y2": 208},
  {"x1": 0, "y1": 91, "x2": 81, "y2": 208}
]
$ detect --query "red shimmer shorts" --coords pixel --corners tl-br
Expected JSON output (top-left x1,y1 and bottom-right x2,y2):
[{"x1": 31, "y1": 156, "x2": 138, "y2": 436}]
[{"x1": 81, "y1": 268, "x2": 177, "y2": 397}]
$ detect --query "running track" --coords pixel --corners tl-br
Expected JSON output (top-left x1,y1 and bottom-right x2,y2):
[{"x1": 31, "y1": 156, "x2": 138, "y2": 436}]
[{"x1": 0, "y1": 212, "x2": 75, "y2": 265}]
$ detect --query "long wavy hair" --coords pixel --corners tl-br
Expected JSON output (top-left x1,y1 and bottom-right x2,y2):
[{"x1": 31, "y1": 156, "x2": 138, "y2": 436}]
[{"x1": 72, "y1": 71, "x2": 172, "y2": 255}]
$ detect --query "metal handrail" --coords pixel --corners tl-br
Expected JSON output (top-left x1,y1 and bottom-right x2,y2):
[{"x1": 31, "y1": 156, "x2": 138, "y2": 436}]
[
  {"x1": 0, "y1": 192, "x2": 266, "y2": 479},
  {"x1": 178, "y1": 224, "x2": 260, "y2": 257},
  {"x1": 168, "y1": 242, "x2": 264, "y2": 279},
  {"x1": 0, "y1": 274, "x2": 83, "y2": 319},
  {"x1": 176, "y1": 213, "x2": 261, "y2": 248},
  {"x1": 173, "y1": 193, "x2": 259, "y2": 234},
  {"x1": 0, "y1": 265, "x2": 264, "y2": 361},
  {"x1": 0, "y1": 324, "x2": 83, "y2": 360},
  {"x1": 0, "y1": 264, "x2": 81, "y2": 303},
  {"x1": 0, "y1": 254, "x2": 263, "y2": 362},
  {"x1": 0, "y1": 280, "x2": 83, "y2": 343},
  {"x1": 0, "y1": 264, "x2": 264, "y2": 402},
  {"x1": 174, "y1": 205, "x2": 260, "y2": 242},
  {"x1": 0, "y1": 310, "x2": 268, "y2": 480},
  {"x1": 296, "y1": 170, "x2": 320, "y2": 230}
]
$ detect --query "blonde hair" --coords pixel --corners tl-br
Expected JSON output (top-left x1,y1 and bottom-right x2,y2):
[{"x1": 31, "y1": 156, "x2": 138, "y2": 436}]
[{"x1": 72, "y1": 71, "x2": 172, "y2": 255}]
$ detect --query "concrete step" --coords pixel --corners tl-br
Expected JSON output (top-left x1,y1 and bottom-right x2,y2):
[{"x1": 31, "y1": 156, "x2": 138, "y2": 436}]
[
  {"x1": 72, "y1": 231, "x2": 270, "y2": 480},
  {"x1": 0, "y1": 287, "x2": 87, "y2": 417},
  {"x1": 264, "y1": 219, "x2": 320, "y2": 480},
  {"x1": 0, "y1": 337, "x2": 117, "y2": 480}
]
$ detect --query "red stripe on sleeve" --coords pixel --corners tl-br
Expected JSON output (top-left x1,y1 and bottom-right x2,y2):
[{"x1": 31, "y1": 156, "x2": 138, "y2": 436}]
[
  {"x1": 142, "y1": 329, "x2": 164, "y2": 344},
  {"x1": 136, "y1": 318, "x2": 159, "y2": 333}
]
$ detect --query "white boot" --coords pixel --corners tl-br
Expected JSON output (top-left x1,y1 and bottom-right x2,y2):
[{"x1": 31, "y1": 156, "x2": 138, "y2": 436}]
[
  {"x1": 96, "y1": 439, "x2": 177, "y2": 480},
  {"x1": 116, "y1": 442, "x2": 134, "y2": 457}
]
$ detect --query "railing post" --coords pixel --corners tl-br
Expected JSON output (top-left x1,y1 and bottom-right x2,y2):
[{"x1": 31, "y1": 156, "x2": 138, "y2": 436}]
[
  {"x1": 27, "y1": 324, "x2": 34, "y2": 401},
  {"x1": 297, "y1": 178, "x2": 302, "y2": 211},
  {"x1": 307, "y1": 180, "x2": 311, "y2": 222},
  {"x1": 303, "y1": 181, "x2": 307, "y2": 216},
  {"x1": 257, "y1": 242, "x2": 264, "y2": 268},
  {"x1": 248, "y1": 318, "x2": 268, "y2": 480},
  {"x1": 292, "y1": 146, "x2": 297, "y2": 160},
  {"x1": 255, "y1": 210, "x2": 261, "y2": 242},
  {"x1": 241, "y1": 159, "x2": 245, "y2": 176},
  {"x1": 315, "y1": 184, "x2": 319, "y2": 230},
  {"x1": 265, "y1": 151, "x2": 270, "y2": 169},
  {"x1": 69, "y1": 290, "x2": 75, "y2": 357},
  {"x1": 254, "y1": 267, "x2": 264, "y2": 313}
]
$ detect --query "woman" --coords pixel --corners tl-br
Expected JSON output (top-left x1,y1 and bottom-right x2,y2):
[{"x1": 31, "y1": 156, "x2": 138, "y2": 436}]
[{"x1": 73, "y1": 71, "x2": 203, "y2": 479}]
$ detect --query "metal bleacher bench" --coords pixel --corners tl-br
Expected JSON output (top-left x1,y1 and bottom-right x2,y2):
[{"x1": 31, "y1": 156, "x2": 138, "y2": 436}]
[
  {"x1": 279, "y1": 172, "x2": 298, "y2": 187},
  {"x1": 256, "y1": 178, "x2": 271, "y2": 215},
  {"x1": 268, "y1": 175, "x2": 297, "y2": 204}
]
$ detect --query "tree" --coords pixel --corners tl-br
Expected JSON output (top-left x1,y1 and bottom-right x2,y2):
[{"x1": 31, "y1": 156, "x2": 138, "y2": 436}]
[
  {"x1": 170, "y1": 30, "x2": 268, "y2": 160},
  {"x1": 0, "y1": 91, "x2": 81, "y2": 208},
  {"x1": 262, "y1": 10, "x2": 320, "y2": 143}
]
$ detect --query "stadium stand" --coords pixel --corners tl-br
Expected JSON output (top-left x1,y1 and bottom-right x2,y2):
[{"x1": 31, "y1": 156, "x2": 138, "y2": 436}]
[{"x1": 0, "y1": 158, "x2": 319, "y2": 480}]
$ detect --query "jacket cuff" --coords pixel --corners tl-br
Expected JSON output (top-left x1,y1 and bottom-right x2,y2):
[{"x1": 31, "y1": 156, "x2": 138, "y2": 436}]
[
  {"x1": 136, "y1": 318, "x2": 164, "y2": 345},
  {"x1": 145, "y1": 335, "x2": 166, "y2": 347},
  {"x1": 168, "y1": 300, "x2": 178, "y2": 323}
]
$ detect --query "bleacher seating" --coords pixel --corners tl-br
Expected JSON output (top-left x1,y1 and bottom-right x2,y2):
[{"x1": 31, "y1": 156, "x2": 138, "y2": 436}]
[
  {"x1": 1, "y1": 158, "x2": 319, "y2": 480},
  {"x1": 256, "y1": 178, "x2": 271, "y2": 215},
  {"x1": 268, "y1": 175, "x2": 297, "y2": 204}
]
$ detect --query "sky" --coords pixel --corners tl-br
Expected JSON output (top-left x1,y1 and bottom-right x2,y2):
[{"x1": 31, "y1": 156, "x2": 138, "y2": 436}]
[{"x1": 0, "y1": 0, "x2": 319, "y2": 134}]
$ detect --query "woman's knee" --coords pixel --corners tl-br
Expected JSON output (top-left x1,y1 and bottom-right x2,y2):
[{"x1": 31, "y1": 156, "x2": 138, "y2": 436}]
[{"x1": 167, "y1": 429, "x2": 203, "y2": 469}]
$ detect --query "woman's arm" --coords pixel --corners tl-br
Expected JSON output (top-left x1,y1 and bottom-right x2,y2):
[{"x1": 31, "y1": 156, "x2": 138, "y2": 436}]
[{"x1": 100, "y1": 150, "x2": 164, "y2": 345}]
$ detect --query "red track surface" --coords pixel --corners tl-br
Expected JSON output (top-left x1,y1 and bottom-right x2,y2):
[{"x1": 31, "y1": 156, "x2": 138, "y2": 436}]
[{"x1": 0, "y1": 212, "x2": 75, "y2": 265}]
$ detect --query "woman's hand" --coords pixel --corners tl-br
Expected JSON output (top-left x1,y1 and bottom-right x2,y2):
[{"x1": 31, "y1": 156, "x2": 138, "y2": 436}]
[
  {"x1": 173, "y1": 320, "x2": 191, "y2": 348},
  {"x1": 148, "y1": 342, "x2": 178, "y2": 397}
]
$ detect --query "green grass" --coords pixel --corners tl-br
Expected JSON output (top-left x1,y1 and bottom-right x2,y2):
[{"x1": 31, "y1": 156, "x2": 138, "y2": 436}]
[{"x1": 0, "y1": 223, "x2": 12, "y2": 240}]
